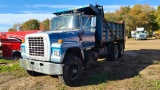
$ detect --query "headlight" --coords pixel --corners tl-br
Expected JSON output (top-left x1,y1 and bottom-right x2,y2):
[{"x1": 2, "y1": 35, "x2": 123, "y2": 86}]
[{"x1": 53, "y1": 49, "x2": 60, "y2": 56}]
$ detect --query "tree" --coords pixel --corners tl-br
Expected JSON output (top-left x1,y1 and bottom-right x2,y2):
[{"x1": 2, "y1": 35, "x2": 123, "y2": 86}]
[
  {"x1": 8, "y1": 28, "x2": 16, "y2": 32},
  {"x1": 129, "y1": 4, "x2": 155, "y2": 30},
  {"x1": 13, "y1": 23, "x2": 22, "y2": 30},
  {"x1": 21, "y1": 19, "x2": 40, "y2": 31},
  {"x1": 105, "y1": 6, "x2": 131, "y2": 22},
  {"x1": 105, "y1": 6, "x2": 131, "y2": 36},
  {"x1": 105, "y1": 12, "x2": 117, "y2": 21},
  {"x1": 8, "y1": 23, "x2": 21, "y2": 32},
  {"x1": 155, "y1": 6, "x2": 160, "y2": 29},
  {"x1": 104, "y1": 4, "x2": 158, "y2": 37},
  {"x1": 40, "y1": 18, "x2": 50, "y2": 30}
]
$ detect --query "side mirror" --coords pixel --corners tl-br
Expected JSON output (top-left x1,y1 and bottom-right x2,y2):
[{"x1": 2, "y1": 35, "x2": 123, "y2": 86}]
[
  {"x1": 145, "y1": 31, "x2": 147, "y2": 34},
  {"x1": 91, "y1": 16, "x2": 96, "y2": 28}
]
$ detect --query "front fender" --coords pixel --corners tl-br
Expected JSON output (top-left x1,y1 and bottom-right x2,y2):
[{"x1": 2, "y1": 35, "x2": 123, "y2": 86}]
[{"x1": 51, "y1": 42, "x2": 83, "y2": 63}]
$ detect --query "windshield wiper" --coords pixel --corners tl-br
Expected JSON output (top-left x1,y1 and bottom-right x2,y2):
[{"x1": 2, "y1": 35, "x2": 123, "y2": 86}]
[{"x1": 54, "y1": 24, "x2": 64, "y2": 30}]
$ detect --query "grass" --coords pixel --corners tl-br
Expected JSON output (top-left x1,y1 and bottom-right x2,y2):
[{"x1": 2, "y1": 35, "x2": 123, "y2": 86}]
[
  {"x1": 130, "y1": 76, "x2": 160, "y2": 90},
  {"x1": 0, "y1": 50, "x2": 2, "y2": 57},
  {"x1": 153, "y1": 60, "x2": 160, "y2": 64},
  {"x1": 0, "y1": 59, "x2": 19, "y2": 73},
  {"x1": 0, "y1": 63, "x2": 19, "y2": 73},
  {"x1": 0, "y1": 59, "x2": 27, "y2": 78},
  {"x1": 0, "y1": 59, "x2": 15, "y2": 63}
]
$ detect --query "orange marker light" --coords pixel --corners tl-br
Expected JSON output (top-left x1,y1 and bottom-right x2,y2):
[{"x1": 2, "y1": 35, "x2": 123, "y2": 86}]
[{"x1": 58, "y1": 39, "x2": 63, "y2": 43}]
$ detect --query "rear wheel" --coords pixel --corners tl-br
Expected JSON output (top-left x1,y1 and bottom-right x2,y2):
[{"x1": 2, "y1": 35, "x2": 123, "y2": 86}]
[
  {"x1": 108, "y1": 44, "x2": 118, "y2": 61},
  {"x1": 118, "y1": 43, "x2": 124, "y2": 57},
  {"x1": 58, "y1": 54, "x2": 83, "y2": 86}
]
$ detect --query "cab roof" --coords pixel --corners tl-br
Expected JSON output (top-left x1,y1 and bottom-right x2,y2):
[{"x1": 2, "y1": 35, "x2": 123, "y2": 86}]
[{"x1": 53, "y1": 4, "x2": 99, "y2": 15}]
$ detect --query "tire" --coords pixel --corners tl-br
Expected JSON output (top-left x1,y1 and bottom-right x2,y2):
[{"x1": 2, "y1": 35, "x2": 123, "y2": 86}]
[
  {"x1": 108, "y1": 44, "x2": 118, "y2": 61},
  {"x1": 58, "y1": 54, "x2": 83, "y2": 86},
  {"x1": 26, "y1": 70, "x2": 42, "y2": 76},
  {"x1": 12, "y1": 51, "x2": 22, "y2": 60},
  {"x1": 118, "y1": 43, "x2": 124, "y2": 57}
]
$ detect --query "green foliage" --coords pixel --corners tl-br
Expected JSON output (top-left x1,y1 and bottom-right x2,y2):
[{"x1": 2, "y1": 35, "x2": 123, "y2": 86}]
[
  {"x1": 8, "y1": 18, "x2": 51, "y2": 31},
  {"x1": 8, "y1": 28, "x2": 17, "y2": 32},
  {"x1": 105, "y1": 4, "x2": 159, "y2": 33},
  {"x1": 156, "y1": 6, "x2": 160, "y2": 13},
  {"x1": 8, "y1": 23, "x2": 22, "y2": 32},
  {"x1": 40, "y1": 18, "x2": 50, "y2": 30},
  {"x1": 21, "y1": 19, "x2": 40, "y2": 30},
  {"x1": 0, "y1": 59, "x2": 20, "y2": 73},
  {"x1": 0, "y1": 63, "x2": 19, "y2": 73},
  {"x1": 129, "y1": 76, "x2": 160, "y2": 90},
  {"x1": 0, "y1": 59, "x2": 28, "y2": 78},
  {"x1": 155, "y1": 6, "x2": 160, "y2": 29},
  {"x1": 0, "y1": 59, "x2": 15, "y2": 63}
]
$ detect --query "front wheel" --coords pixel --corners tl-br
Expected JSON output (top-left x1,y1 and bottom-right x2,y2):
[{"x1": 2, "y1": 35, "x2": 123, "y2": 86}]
[
  {"x1": 58, "y1": 54, "x2": 83, "y2": 86},
  {"x1": 12, "y1": 51, "x2": 22, "y2": 60}
]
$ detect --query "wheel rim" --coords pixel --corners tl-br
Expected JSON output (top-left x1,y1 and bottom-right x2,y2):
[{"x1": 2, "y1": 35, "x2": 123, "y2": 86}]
[
  {"x1": 69, "y1": 64, "x2": 79, "y2": 80},
  {"x1": 115, "y1": 45, "x2": 118, "y2": 58}
]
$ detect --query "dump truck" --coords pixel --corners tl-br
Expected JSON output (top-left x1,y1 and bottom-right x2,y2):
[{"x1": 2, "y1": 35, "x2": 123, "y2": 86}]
[
  {"x1": 0, "y1": 30, "x2": 41, "y2": 58},
  {"x1": 20, "y1": 4, "x2": 125, "y2": 86}
]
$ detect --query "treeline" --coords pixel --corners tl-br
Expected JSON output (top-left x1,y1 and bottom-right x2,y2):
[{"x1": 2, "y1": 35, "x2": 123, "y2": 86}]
[
  {"x1": 105, "y1": 4, "x2": 160, "y2": 35},
  {"x1": 8, "y1": 18, "x2": 50, "y2": 31}
]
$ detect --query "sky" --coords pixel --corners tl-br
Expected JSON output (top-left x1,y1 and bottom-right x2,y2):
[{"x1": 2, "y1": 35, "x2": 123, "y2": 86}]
[{"x1": 0, "y1": 0, "x2": 159, "y2": 32}]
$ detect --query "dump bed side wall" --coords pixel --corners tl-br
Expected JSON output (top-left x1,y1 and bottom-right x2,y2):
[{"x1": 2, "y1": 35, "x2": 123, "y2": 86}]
[
  {"x1": 106, "y1": 22, "x2": 124, "y2": 42},
  {"x1": 95, "y1": 19, "x2": 125, "y2": 44}
]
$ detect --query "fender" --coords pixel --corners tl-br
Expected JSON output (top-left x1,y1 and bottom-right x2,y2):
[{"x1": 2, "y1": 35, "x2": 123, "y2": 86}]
[{"x1": 51, "y1": 42, "x2": 84, "y2": 63}]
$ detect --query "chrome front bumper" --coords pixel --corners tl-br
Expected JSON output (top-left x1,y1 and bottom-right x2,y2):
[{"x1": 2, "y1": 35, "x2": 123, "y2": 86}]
[
  {"x1": 137, "y1": 37, "x2": 147, "y2": 40},
  {"x1": 20, "y1": 59, "x2": 63, "y2": 75}
]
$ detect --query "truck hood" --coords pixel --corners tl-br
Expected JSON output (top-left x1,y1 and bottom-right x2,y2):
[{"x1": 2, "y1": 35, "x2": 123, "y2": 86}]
[{"x1": 35, "y1": 30, "x2": 80, "y2": 43}]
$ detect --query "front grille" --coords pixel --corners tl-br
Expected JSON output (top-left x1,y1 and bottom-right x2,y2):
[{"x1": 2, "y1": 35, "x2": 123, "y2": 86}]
[
  {"x1": 28, "y1": 37, "x2": 44, "y2": 56},
  {"x1": 140, "y1": 35, "x2": 144, "y2": 37}
]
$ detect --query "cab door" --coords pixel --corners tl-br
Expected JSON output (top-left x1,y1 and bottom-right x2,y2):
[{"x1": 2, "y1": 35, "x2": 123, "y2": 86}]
[{"x1": 82, "y1": 16, "x2": 95, "y2": 48}]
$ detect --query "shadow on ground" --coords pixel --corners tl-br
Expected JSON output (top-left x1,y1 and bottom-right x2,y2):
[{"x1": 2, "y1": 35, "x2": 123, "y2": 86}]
[{"x1": 78, "y1": 49, "x2": 160, "y2": 86}]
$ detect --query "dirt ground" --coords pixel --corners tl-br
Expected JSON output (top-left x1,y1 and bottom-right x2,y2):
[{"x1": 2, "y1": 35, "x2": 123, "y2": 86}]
[{"x1": 0, "y1": 38, "x2": 160, "y2": 90}]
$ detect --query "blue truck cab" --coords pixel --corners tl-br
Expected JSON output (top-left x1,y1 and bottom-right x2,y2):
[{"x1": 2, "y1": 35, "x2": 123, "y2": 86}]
[{"x1": 20, "y1": 4, "x2": 125, "y2": 86}]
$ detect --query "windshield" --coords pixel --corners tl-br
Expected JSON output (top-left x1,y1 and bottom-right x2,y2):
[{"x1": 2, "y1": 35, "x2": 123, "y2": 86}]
[
  {"x1": 137, "y1": 31, "x2": 145, "y2": 33},
  {"x1": 51, "y1": 15, "x2": 80, "y2": 30}
]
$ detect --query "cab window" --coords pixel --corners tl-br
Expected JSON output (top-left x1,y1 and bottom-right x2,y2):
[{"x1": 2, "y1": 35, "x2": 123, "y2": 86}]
[{"x1": 82, "y1": 17, "x2": 91, "y2": 29}]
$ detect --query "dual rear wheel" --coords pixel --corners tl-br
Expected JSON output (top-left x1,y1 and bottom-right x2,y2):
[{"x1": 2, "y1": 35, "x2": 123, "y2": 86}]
[{"x1": 108, "y1": 42, "x2": 124, "y2": 61}]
